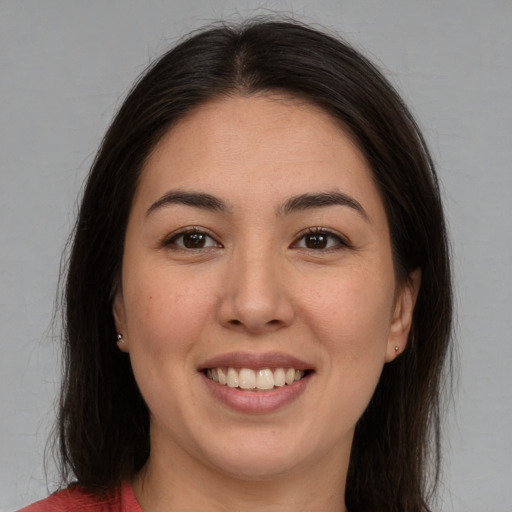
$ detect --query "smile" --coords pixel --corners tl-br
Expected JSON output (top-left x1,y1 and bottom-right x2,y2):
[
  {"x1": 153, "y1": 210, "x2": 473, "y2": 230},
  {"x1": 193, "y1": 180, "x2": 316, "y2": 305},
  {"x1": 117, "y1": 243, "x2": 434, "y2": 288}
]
[{"x1": 205, "y1": 367, "x2": 307, "y2": 391}]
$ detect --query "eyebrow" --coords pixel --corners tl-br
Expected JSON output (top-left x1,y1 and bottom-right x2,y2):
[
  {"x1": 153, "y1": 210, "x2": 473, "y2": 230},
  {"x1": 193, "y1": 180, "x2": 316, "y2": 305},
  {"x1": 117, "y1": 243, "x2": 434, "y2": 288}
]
[
  {"x1": 146, "y1": 189, "x2": 368, "y2": 221},
  {"x1": 146, "y1": 190, "x2": 227, "y2": 216},
  {"x1": 278, "y1": 192, "x2": 369, "y2": 221}
]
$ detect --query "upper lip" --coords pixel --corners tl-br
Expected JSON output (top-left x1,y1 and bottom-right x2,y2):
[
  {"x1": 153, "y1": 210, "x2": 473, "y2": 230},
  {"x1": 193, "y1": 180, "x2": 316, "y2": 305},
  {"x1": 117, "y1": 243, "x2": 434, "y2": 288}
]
[{"x1": 199, "y1": 352, "x2": 313, "y2": 371}]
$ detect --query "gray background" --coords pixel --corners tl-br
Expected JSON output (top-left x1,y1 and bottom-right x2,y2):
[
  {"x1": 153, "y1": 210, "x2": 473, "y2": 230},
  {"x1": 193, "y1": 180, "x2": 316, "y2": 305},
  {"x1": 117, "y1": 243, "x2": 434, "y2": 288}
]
[{"x1": 1, "y1": 1, "x2": 511, "y2": 510}]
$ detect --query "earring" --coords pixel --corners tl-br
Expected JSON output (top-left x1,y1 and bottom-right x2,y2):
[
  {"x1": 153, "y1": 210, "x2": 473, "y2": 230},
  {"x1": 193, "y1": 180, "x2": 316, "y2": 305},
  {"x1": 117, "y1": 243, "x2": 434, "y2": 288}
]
[
  {"x1": 117, "y1": 333, "x2": 125, "y2": 344},
  {"x1": 394, "y1": 346, "x2": 400, "y2": 353}
]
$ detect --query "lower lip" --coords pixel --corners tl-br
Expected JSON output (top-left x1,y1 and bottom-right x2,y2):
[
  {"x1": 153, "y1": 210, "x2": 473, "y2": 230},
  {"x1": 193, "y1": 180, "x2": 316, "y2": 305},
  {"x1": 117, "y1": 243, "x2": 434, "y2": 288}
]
[{"x1": 201, "y1": 372, "x2": 310, "y2": 414}]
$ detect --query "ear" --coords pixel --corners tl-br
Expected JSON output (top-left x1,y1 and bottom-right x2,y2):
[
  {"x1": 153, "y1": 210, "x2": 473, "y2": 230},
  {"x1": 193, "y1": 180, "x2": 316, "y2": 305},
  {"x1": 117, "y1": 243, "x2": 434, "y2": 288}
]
[
  {"x1": 113, "y1": 288, "x2": 130, "y2": 353},
  {"x1": 385, "y1": 269, "x2": 421, "y2": 362}
]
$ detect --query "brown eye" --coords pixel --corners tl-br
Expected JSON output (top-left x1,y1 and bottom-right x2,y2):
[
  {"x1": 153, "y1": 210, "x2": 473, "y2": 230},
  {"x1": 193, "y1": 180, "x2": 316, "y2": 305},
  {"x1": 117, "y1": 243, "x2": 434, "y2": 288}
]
[
  {"x1": 295, "y1": 230, "x2": 346, "y2": 250},
  {"x1": 168, "y1": 231, "x2": 219, "y2": 249},
  {"x1": 305, "y1": 233, "x2": 328, "y2": 249}
]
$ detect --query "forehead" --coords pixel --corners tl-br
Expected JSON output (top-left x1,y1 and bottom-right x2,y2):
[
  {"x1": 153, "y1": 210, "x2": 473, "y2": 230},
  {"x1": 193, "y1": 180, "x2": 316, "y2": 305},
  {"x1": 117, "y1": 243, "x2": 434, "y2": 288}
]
[{"x1": 133, "y1": 94, "x2": 384, "y2": 222}]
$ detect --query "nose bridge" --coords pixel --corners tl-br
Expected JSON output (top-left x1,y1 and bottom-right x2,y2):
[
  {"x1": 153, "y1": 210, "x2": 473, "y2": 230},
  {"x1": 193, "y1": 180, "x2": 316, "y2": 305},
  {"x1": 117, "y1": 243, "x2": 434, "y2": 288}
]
[{"x1": 219, "y1": 237, "x2": 294, "y2": 332}]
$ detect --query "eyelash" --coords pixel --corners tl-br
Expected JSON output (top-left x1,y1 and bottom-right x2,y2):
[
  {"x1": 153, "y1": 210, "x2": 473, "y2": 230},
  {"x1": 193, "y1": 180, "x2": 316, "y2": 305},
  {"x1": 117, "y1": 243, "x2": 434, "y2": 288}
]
[
  {"x1": 163, "y1": 227, "x2": 222, "y2": 250},
  {"x1": 292, "y1": 227, "x2": 352, "y2": 251},
  {"x1": 162, "y1": 227, "x2": 351, "y2": 252}
]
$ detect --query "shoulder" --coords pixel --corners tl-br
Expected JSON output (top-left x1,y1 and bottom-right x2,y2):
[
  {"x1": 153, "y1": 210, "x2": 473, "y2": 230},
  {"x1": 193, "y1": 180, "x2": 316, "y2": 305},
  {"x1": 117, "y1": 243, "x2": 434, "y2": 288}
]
[{"x1": 17, "y1": 482, "x2": 142, "y2": 512}]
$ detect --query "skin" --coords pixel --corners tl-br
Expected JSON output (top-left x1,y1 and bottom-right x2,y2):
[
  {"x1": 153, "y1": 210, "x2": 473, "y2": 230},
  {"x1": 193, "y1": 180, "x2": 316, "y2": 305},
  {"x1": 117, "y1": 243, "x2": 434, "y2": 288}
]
[{"x1": 113, "y1": 94, "x2": 420, "y2": 512}]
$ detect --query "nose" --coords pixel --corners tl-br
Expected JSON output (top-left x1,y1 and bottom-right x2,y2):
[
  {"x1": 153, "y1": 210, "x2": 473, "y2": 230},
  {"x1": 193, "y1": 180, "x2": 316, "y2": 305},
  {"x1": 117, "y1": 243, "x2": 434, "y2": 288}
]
[{"x1": 217, "y1": 248, "x2": 295, "y2": 334}]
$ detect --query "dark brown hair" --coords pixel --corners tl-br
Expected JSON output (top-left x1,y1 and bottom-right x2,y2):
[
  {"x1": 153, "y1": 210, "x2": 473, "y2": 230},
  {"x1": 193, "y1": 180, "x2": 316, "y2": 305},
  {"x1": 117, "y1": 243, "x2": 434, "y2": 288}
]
[{"x1": 56, "y1": 18, "x2": 452, "y2": 512}]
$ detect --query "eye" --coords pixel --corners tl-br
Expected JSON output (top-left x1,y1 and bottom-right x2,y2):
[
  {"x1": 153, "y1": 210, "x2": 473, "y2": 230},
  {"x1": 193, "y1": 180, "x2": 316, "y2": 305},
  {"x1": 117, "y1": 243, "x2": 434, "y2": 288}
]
[
  {"x1": 166, "y1": 229, "x2": 221, "y2": 250},
  {"x1": 293, "y1": 229, "x2": 348, "y2": 250}
]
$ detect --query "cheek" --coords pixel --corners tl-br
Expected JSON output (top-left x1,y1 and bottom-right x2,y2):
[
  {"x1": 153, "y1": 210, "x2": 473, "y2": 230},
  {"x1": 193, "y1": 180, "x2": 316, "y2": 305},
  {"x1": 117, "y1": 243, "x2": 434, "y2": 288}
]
[
  {"x1": 303, "y1": 263, "x2": 395, "y2": 360},
  {"x1": 122, "y1": 266, "x2": 215, "y2": 358},
  {"x1": 122, "y1": 270, "x2": 215, "y2": 416},
  {"x1": 319, "y1": 272, "x2": 395, "y2": 411}
]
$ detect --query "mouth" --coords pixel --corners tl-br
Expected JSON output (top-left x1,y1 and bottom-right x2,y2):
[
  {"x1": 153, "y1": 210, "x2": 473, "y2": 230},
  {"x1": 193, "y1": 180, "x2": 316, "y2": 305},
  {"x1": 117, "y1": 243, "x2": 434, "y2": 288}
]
[
  {"x1": 204, "y1": 367, "x2": 310, "y2": 392},
  {"x1": 199, "y1": 353, "x2": 313, "y2": 413}
]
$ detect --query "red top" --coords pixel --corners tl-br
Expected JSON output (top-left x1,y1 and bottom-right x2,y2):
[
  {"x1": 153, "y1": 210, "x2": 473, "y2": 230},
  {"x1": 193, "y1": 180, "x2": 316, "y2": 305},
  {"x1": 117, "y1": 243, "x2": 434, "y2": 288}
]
[{"x1": 17, "y1": 482, "x2": 142, "y2": 511}]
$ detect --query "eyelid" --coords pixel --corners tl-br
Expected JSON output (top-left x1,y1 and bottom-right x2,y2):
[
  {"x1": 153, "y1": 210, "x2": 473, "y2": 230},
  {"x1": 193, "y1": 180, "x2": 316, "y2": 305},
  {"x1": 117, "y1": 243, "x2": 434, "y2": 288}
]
[
  {"x1": 292, "y1": 227, "x2": 352, "y2": 250},
  {"x1": 161, "y1": 226, "x2": 350, "y2": 251},
  {"x1": 162, "y1": 226, "x2": 222, "y2": 249}
]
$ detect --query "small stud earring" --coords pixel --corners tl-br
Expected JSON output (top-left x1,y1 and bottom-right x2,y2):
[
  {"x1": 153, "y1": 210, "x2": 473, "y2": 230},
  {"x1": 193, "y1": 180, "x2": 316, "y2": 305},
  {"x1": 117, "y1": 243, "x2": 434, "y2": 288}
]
[
  {"x1": 394, "y1": 346, "x2": 399, "y2": 353},
  {"x1": 117, "y1": 333, "x2": 124, "y2": 344}
]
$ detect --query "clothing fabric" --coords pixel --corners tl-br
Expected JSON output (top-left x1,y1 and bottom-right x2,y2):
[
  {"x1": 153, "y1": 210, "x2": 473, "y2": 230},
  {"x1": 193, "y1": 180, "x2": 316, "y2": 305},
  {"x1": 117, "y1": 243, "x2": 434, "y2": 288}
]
[{"x1": 17, "y1": 482, "x2": 142, "y2": 511}]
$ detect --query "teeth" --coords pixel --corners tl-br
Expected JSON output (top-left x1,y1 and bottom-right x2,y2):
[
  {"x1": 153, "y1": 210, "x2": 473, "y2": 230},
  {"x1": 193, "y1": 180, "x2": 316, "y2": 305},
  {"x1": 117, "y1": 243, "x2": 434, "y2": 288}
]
[
  {"x1": 239, "y1": 368, "x2": 256, "y2": 390},
  {"x1": 256, "y1": 369, "x2": 274, "y2": 390},
  {"x1": 217, "y1": 368, "x2": 227, "y2": 385},
  {"x1": 273, "y1": 368, "x2": 286, "y2": 387},
  {"x1": 206, "y1": 367, "x2": 306, "y2": 391},
  {"x1": 227, "y1": 368, "x2": 239, "y2": 388}
]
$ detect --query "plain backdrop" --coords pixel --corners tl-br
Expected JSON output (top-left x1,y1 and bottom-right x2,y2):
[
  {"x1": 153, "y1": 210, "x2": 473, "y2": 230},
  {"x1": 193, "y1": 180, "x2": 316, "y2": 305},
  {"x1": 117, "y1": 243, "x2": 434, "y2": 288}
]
[{"x1": 1, "y1": 1, "x2": 511, "y2": 510}]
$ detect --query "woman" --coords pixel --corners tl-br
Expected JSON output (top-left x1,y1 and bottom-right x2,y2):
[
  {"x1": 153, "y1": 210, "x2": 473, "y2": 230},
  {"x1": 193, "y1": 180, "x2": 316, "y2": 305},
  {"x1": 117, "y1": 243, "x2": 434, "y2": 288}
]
[{"x1": 21, "y1": 18, "x2": 452, "y2": 512}]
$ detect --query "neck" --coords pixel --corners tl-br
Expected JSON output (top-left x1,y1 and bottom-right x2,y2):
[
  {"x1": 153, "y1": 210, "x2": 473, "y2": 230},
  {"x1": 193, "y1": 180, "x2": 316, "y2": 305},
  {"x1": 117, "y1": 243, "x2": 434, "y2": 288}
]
[{"x1": 132, "y1": 437, "x2": 350, "y2": 512}]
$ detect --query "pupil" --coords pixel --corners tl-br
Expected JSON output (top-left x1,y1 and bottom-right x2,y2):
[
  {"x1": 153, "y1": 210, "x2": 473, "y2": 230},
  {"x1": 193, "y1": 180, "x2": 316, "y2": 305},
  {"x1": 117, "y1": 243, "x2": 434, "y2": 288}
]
[
  {"x1": 184, "y1": 233, "x2": 205, "y2": 248},
  {"x1": 306, "y1": 234, "x2": 327, "y2": 249}
]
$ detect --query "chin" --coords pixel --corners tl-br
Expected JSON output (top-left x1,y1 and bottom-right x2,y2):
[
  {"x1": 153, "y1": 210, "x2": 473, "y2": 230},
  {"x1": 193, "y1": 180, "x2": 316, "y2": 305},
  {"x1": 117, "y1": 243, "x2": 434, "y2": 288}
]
[
  {"x1": 201, "y1": 434, "x2": 314, "y2": 481},
  {"x1": 214, "y1": 454, "x2": 303, "y2": 482}
]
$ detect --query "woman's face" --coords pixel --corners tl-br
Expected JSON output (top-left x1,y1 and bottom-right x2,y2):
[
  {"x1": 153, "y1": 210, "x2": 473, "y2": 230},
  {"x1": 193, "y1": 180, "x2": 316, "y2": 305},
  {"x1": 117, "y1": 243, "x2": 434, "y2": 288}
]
[{"x1": 114, "y1": 94, "x2": 418, "y2": 481}]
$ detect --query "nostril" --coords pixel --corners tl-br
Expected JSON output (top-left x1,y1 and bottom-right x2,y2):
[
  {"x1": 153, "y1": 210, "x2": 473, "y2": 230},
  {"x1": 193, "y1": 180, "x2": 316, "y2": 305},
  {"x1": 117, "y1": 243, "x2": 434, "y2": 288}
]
[{"x1": 228, "y1": 318, "x2": 281, "y2": 327}]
